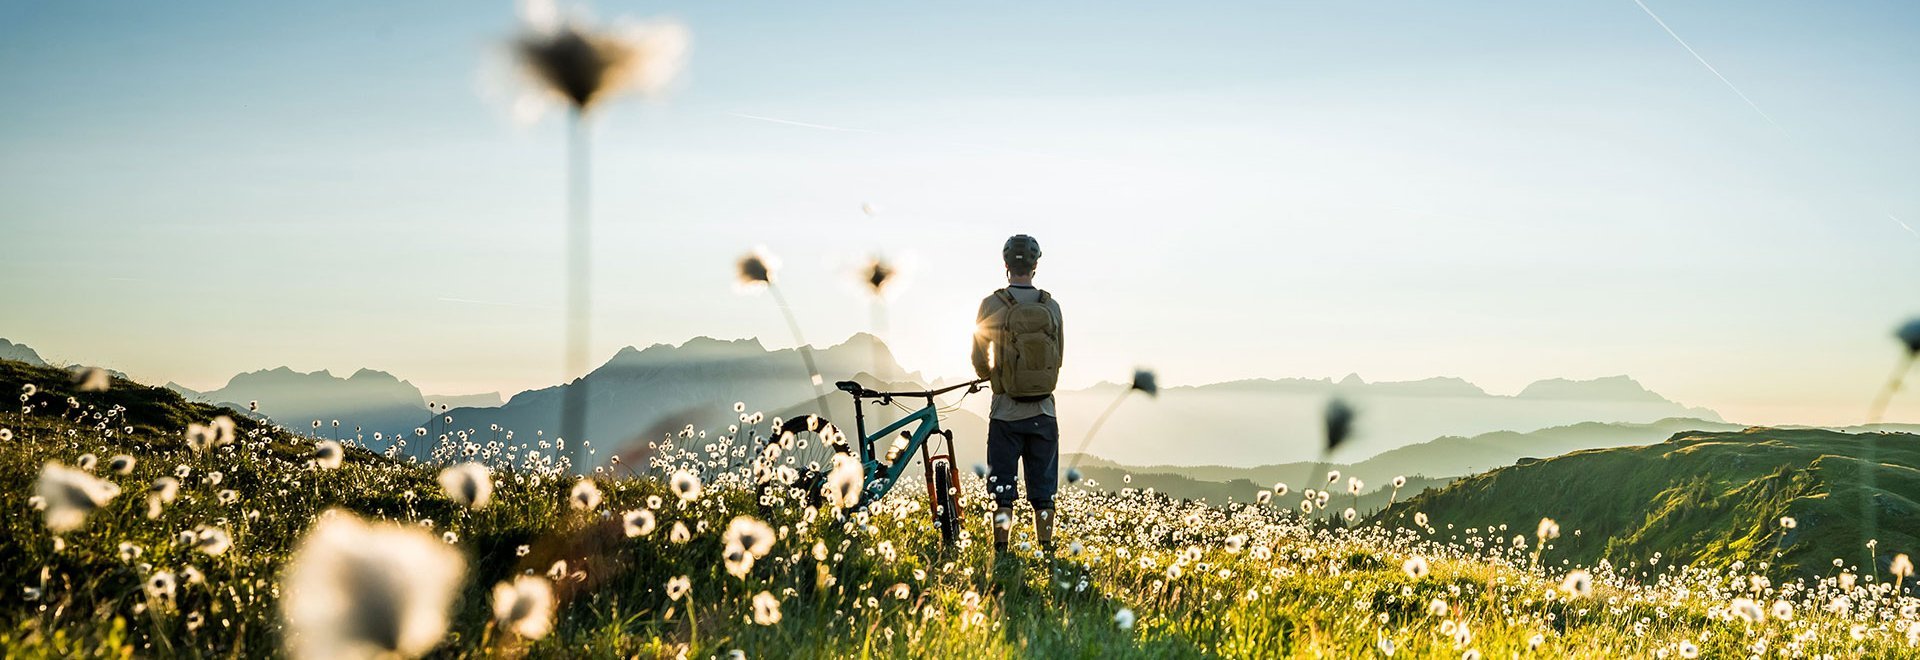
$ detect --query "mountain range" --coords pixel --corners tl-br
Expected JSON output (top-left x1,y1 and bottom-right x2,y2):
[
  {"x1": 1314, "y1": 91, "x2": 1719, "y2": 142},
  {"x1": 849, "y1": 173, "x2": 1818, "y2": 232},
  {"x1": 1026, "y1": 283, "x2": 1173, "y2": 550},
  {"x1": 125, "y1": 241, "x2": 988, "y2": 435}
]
[{"x1": 0, "y1": 335, "x2": 1724, "y2": 473}]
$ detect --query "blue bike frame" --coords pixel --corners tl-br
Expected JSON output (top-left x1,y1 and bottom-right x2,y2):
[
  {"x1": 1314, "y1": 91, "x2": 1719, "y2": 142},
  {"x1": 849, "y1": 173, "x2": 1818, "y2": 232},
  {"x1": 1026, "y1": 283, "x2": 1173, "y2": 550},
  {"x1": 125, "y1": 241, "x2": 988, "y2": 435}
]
[{"x1": 835, "y1": 379, "x2": 985, "y2": 508}]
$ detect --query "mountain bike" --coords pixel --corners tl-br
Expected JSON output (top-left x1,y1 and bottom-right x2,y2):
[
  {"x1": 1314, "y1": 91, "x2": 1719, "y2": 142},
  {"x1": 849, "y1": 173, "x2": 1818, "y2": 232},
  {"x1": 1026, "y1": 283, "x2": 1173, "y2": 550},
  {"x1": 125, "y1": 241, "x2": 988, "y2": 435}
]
[{"x1": 755, "y1": 378, "x2": 987, "y2": 546}]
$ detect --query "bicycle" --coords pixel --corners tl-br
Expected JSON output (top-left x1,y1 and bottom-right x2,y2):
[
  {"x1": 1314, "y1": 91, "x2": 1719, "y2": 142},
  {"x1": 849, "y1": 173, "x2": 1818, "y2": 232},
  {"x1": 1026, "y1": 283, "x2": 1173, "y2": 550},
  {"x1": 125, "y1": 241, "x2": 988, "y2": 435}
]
[{"x1": 754, "y1": 377, "x2": 988, "y2": 546}]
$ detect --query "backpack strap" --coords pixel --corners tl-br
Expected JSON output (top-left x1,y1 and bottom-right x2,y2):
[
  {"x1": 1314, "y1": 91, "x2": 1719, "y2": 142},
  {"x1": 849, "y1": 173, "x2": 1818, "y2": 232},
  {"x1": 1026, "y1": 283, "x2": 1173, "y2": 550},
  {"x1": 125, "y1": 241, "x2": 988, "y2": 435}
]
[{"x1": 995, "y1": 288, "x2": 1018, "y2": 308}]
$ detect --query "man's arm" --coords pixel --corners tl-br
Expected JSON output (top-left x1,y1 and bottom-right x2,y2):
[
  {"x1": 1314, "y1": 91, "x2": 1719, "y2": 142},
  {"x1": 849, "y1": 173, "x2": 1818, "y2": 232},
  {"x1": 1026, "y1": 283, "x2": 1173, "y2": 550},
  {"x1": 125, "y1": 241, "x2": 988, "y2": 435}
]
[{"x1": 971, "y1": 298, "x2": 994, "y2": 380}]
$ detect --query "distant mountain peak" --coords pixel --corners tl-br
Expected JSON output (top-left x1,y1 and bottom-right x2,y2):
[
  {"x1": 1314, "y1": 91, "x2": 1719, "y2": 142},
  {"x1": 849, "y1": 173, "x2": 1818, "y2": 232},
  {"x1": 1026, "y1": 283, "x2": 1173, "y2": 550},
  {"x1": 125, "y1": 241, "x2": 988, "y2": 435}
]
[
  {"x1": 348, "y1": 368, "x2": 402, "y2": 382},
  {"x1": 0, "y1": 339, "x2": 49, "y2": 367},
  {"x1": 1338, "y1": 373, "x2": 1367, "y2": 387},
  {"x1": 1516, "y1": 376, "x2": 1666, "y2": 403}
]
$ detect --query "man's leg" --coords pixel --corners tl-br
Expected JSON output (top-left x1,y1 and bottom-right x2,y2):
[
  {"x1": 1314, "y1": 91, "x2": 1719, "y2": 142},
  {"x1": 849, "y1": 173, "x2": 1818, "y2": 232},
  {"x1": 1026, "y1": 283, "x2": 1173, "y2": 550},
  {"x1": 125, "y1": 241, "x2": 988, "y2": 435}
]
[
  {"x1": 985, "y1": 418, "x2": 1020, "y2": 553},
  {"x1": 1022, "y1": 415, "x2": 1060, "y2": 551}
]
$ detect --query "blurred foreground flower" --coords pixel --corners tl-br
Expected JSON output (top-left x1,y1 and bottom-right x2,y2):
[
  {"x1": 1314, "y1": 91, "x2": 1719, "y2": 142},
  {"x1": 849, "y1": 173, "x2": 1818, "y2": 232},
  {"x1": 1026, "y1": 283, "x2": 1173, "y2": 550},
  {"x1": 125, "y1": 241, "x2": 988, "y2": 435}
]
[
  {"x1": 314, "y1": 441, "x2": 345, "y2": 470},
  {"x1": 1324, "y1": 397, "x2": 1354, "y2": 452},
  {"x1": 438, "y1": 463, "x2": 494, "y2": 510},
  {"x1": 1869, "y1": 317, "x2": 1920, "y2": 423},
  {"x1": 282, "y1": 511, "x2": 466, "y2": 659},
  {"x1": 737, "y1": 247, "x2": 829, "y2": 408},
  {"x1": 751, "y1": 591, "x2": 782, "y2": 625},
  {"x1": 1067, "y1": 368, "x2": 1160, "y2": 475},
  {"x1": 36, "y1": 462, "x2": 120, "y2": 532},
  {"x1": 71, "y1": 366, "x2": 110, "y2": 392},
  {"x1": 510, "y1": 1, "x2": 690, "y2": 460},
  {"x1": 569, "y1": 478, "x2": 603, "y2": 511},
  {"x1": 512, "y1": 1, "x2": 688, "y2": 114},
  {"x1": 492, "y1": 576, "x2": 557, "y2": 640},
  {"x1": 824, "y1": 454, "x2": 863, "y2": 510}
]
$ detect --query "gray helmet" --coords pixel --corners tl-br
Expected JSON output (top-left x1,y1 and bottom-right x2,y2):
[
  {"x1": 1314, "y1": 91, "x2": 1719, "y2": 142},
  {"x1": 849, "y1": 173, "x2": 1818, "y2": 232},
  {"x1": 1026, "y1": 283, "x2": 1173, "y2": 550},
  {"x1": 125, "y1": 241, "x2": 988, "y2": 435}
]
[{"x1": 1003, "y1": 234, "x2": 1041, "y2": 272}]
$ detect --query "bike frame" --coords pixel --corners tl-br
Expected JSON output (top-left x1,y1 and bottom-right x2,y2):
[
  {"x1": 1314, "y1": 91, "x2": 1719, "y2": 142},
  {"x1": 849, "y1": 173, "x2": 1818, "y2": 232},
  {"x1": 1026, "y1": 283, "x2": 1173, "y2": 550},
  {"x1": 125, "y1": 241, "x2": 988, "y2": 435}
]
[{"x1": 836, "y1": 379, "x2": 984, "y2": 507}]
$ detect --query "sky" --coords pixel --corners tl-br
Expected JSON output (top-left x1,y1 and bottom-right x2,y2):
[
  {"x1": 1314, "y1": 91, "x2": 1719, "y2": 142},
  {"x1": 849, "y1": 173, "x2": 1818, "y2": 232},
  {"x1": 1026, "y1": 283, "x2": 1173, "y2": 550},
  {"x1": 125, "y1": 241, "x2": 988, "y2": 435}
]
[{"x1": 1, "y1": 0, "x2": 1916, "y2": 426}]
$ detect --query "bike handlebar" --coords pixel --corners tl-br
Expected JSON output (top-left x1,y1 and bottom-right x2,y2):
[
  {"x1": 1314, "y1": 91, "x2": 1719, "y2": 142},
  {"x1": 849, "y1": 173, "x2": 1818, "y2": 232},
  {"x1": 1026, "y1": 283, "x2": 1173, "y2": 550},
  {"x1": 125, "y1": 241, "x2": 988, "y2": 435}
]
[{"x1": 835, "y1": 378, "x2": 989, "y2": 399}]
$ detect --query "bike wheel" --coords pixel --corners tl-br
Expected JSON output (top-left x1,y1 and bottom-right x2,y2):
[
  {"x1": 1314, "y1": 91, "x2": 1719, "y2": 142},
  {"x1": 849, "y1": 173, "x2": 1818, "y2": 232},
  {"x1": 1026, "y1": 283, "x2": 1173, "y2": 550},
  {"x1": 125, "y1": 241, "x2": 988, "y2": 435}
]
[
  {"x1": 930, "y1": 458, "x2": 962, "y2": 546},
  {"x1": 756, "y1": 413, "x2": 853, "y2": 509}
]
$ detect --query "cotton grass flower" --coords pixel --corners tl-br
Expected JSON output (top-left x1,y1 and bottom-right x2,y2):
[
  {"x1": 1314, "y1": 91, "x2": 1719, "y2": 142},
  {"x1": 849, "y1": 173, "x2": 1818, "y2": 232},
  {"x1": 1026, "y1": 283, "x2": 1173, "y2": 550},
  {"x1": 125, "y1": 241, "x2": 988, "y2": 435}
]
[
  {"x1": 1403, "y1": 556, "x2": 1430, "y2": 580},
  {"x1": 108, "y1": 454, "x2": 136, "y2": 475},
  {"x1": 73, "y1": 366, "x2": 110, "y2": 392},
  {"x1": 145, "y1": 570, "x2": 178, "y2": 604},
  {"x1": 1068, "y1": 368, "x2": 1161, "y2": 476},
  {"x1": 724, "y1": 516, "x2": 776, "y2": 557},
  {"x1": 1729, "y1": 597, "x2": 1764, "y2": 623},
  {"x1": 569, "y1": 478, "x2": 602, "y2": 511},
  {"x1": 438, "y1": 463, "x2": 493, "y2": 510},
  {"x1": 492, "y1": 576, "x2": 556, "y2": 640},
  {"x1": 512, "y1": 1, "x2": 688, "y2": 113},
  {"x1": 35, "y1": 462, "x2": 121, "y2": 532},
  {"x1": 282, "y1": 510, "x2": 466, "y2": 659},
  {"x1": 824, "y1": 454, "x2": 863, "y2": 510},
  {"x1": 1323, "y1": 397, "x2": 1355, "y2": 452},
  {"x1": 192, "y1": 525, "x2": 233, "y2": 556},
  {"x1": 1130, "y1": 369, "x2": 1158, "y2": 397},
  {"x1": 670, "y1": 469, "x2": 702, "y2": 501},
  {"x1": 751, "y1": 591, "x2": 782, "y2": 625},
  {"x1": 1113, "y1": 608, "x2": 1135, "y2": 630},
  {"x1": 314, "y1": 441, "x2": 345, "y2": 470},
  {"x1": 622, "y1": 509, "x2": 657, "y2": 537},
  {"x1": 666, "y1": 575, "x2": 691, "y2": 601},
  {"x1": 1559, "y1": 570, "x2": 1592, "y2": 598}
]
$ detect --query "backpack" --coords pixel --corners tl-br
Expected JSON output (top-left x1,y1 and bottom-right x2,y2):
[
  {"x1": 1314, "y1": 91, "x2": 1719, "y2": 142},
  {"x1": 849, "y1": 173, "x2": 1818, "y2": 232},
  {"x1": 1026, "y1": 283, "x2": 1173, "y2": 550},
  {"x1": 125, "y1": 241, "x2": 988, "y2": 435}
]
[{"x1": 992, "y1": 288, "x2": 1062, "y2": 401}]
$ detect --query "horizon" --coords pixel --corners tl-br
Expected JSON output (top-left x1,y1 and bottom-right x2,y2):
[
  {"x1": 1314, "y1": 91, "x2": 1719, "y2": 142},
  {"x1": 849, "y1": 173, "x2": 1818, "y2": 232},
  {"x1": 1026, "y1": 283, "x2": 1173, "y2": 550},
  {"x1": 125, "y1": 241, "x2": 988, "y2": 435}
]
[
  {"x1": 3, "y1": 0, "x2": 1918, "y2": 427},
  {"x1": 25, "y1": 330, "x2": 1712, "y2": 406}
]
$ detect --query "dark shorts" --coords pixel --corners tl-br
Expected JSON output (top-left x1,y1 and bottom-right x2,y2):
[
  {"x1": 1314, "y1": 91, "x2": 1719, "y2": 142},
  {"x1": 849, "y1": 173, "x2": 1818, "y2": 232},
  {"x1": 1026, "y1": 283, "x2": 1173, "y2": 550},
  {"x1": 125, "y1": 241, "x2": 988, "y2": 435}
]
[{"x1": 986, "y1": 415, "x2": 1059, "y2": 509}]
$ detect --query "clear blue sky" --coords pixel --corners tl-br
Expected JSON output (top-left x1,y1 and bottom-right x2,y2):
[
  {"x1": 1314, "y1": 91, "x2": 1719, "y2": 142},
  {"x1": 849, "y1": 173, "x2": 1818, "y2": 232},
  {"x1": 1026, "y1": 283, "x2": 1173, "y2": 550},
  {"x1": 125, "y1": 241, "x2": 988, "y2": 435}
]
[{"x1": 1, "y1": 0, "x2": 1916, "y2": 425}]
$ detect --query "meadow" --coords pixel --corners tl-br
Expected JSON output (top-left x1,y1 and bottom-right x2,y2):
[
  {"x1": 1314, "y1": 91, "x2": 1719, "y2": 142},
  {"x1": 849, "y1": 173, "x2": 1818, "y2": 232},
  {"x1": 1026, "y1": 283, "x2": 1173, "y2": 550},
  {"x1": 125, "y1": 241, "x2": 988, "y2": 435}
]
[{"x1": 3, "y1": 357, "x2": 1917, "y2": 658}]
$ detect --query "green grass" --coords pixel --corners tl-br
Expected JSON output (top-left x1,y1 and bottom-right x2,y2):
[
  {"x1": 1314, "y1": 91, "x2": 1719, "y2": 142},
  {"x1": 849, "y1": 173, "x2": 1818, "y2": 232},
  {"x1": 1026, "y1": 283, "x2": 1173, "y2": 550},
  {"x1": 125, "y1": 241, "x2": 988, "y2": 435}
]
[
  {"x1": 2, "y1": 358, "x2": 1916, "y2": 657},
  {"x1": 1379, "y1": 427, "x2": 1920, "y2": 580}
]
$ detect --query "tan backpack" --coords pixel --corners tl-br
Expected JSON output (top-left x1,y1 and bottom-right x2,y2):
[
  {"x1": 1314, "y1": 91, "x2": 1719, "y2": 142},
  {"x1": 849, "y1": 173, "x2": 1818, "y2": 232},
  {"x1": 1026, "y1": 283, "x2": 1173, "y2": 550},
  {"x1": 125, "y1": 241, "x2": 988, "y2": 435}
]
[{"x1": 992, "y1": 288, "x2": 1062, "y2": 401}]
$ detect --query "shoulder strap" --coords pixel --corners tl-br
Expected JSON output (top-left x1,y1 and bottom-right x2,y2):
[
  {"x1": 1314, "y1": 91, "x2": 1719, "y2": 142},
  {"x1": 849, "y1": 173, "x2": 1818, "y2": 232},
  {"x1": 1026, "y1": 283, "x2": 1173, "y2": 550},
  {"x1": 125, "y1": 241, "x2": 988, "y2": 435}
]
[{"x1": 995, "y1": 288, "x2": 1018, "y2": 308}]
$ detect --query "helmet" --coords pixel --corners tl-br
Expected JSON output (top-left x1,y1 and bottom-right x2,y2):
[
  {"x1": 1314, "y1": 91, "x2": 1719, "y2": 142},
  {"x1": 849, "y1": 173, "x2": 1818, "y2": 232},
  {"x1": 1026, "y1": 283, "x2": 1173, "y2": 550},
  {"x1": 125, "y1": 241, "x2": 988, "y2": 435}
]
[{"x1": 1003, "y1": 234, "x2": 1042, "y2": 273}]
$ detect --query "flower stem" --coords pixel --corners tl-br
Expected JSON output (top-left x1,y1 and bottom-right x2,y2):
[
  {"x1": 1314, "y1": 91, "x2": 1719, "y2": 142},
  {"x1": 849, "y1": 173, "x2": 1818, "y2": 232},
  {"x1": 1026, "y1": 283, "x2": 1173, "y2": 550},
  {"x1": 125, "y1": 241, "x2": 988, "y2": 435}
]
[{"x1": 560, "y1": 108, "x2": 593, "y2": 460}]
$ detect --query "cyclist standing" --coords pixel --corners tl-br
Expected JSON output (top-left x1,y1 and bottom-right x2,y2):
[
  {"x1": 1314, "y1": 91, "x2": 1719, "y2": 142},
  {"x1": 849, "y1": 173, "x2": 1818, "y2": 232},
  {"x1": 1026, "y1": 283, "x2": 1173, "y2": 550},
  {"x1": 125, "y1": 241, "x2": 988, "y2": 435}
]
[{"x1": 971, "y1": 234, "x2": 1065, "y2": 555}]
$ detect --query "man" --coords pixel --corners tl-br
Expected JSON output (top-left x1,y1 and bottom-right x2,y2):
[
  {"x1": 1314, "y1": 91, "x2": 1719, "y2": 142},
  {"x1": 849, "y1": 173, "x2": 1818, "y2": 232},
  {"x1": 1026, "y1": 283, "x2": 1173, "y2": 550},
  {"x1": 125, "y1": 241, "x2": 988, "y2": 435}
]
[{"x1": 971, "y1": 234, "x2": 1065, "y2": 555}]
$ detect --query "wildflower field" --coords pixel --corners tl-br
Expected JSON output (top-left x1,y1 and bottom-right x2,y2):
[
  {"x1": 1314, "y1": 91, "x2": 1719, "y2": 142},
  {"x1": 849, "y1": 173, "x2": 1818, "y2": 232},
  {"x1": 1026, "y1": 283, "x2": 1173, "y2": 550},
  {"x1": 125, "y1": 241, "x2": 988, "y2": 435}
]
[{"x1": 4, "y1": 357, "x2": 1919, "y2": 659}]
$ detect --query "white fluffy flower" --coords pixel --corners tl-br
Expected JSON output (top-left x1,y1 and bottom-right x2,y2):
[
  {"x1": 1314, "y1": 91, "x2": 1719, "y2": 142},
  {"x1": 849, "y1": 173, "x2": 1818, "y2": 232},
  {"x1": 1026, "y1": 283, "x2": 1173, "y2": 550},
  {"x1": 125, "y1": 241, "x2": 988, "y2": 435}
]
[
  {"x1": 437, "y1": 463, "x2": 493, "y2": 510},
  {"x1": 35, "y1": 462, "x2": 121, "y2": 532},
  {"x1": 281, "y1": 510, "x2": 466, "y2": 659},
  {"x1": 569, "y1": 479, "x2": 602, "y2": 511},
  {"x1": 492, "y1": 576, "x2": 556, "y2": 640}
]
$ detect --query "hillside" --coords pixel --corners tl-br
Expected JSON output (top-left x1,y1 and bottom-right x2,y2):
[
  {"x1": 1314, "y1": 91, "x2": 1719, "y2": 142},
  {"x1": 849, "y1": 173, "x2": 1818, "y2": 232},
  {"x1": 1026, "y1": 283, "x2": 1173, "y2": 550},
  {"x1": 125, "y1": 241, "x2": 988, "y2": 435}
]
[
  {"x1": 1379, "y1": 428, "x2": 1920, "y2": 578},
  {"x1": 2, "y1": 357, "x2": 1916, "y2": 657}
]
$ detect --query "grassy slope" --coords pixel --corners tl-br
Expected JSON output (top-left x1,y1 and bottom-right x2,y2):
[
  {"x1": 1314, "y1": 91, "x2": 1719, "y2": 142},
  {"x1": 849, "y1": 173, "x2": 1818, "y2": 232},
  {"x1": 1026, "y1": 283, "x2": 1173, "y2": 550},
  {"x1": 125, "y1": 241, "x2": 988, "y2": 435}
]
[
  {"x1": 0, "y1": 359, "x2": 1908, "y2": 657},
  {"x1": 1379, "y1": 427, "x2": 1920, "y2": 579}
]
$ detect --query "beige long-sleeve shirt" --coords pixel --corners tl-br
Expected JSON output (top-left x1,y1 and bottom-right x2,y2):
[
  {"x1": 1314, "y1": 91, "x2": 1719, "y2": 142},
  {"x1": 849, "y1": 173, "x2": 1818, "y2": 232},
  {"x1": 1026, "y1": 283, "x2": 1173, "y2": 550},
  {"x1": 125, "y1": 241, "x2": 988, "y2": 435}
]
[{"x1": 971, "y1": 285, "x2": 1064, "y2": 421}]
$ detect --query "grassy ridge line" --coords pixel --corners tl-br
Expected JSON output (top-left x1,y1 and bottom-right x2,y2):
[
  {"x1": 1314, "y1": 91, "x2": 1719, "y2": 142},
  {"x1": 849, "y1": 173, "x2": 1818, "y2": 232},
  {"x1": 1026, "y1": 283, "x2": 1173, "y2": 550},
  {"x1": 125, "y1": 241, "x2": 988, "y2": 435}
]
[{"x1": 1379, "y1": 427, "x2": 1920, "y2": 579}]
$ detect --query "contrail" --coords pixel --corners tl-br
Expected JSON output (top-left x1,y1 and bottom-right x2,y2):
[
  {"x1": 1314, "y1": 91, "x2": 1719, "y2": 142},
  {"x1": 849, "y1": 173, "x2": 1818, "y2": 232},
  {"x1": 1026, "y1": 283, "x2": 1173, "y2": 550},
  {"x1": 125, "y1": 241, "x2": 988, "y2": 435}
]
[
  {"x1": 1891, "y1": 214, "x2": 1920, "y2": 241},
  {"x1": 727, "y1": 112, "x2": 877, "y2": 133},
  {"x1": 1629, "y1": 0, "x2": 1783, "y2": 133}
]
